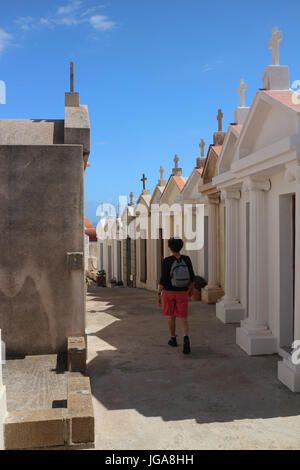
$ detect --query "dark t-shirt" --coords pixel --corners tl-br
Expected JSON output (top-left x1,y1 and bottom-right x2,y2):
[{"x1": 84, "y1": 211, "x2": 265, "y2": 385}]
[{"x1": 159, "y1": 255, "x2": 195, "y2": 291}]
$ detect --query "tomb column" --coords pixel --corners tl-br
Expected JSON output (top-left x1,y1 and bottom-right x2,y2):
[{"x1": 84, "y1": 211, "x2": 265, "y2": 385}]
[
  {"x1": 236, "y1": 176, "x2": 277, "y2": 355},
  {"x1": 290, "y1": 168, "x2": 300, "y2": 343},
  {"x1": 202, "y1": 195, "x2": 224, "y2": 304},
  {"x1": 216, "y1": 188, "x2": 245, "y2": 323},
  {"x1": 278, "y1": 166, "x2": 300, "y2": 392},
  {"x1": 207, "y1": 196, "x2": 219, "y2": 288}
]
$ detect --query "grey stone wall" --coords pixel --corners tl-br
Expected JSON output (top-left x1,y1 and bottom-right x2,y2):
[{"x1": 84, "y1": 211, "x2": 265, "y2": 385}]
[{"x1": 0, "y1": 145, "x2": 85, "y2": 356}]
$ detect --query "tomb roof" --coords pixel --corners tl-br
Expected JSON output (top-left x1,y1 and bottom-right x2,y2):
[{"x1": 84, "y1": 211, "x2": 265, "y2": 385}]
[
  {"x1": 172, "y1": 175, "x2": 187, "y2": 191},
  {"x1": 262, "y1": 90, "x2": 300, "y2": 112}
]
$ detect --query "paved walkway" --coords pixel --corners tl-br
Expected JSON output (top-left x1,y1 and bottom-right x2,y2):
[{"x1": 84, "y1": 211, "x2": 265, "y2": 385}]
[
  {"x1": 3, "y1": 355, "x2": 67, "y2": 412},
  {"x1": 86, "y1": 287, "x2": 300, "y2": 450}
]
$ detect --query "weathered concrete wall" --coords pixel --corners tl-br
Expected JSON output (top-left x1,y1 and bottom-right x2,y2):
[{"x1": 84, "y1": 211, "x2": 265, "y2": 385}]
[
  {"x1": 0, "y1": 145, "x2": 85, "y2": 356},
  {"x1": 0, "y1": 329, "x2": 6, "y2": 450},
  {"x1": 0, "y1": 119, "x2": 64, "y2": 145}
]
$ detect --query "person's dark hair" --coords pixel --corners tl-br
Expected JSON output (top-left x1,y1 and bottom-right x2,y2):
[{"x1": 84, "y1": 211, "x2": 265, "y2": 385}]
[{"x1": 168, "y1": 237, "x2": 184, "y2": 253}]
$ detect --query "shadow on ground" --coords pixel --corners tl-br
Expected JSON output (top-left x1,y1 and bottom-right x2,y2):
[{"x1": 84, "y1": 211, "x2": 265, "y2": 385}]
[{"x1": 86, "y1": 287, "x2": 300, "y2": 425}]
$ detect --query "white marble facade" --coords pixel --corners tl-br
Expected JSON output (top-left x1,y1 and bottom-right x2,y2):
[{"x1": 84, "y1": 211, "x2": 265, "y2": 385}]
[{"x1": 213, "y1": 27, "x2": 300, "y2": 391}]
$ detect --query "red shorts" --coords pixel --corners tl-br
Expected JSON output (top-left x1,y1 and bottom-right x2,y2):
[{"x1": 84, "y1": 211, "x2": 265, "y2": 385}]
[{"x1": 162, "y1": 290, "x2": 189, "y2": 318}]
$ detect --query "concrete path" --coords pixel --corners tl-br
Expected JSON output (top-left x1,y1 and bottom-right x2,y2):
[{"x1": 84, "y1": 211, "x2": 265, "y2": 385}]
[
  {"x1": 86, "y1": 287, "x2": 300, "y2": 450},
  {"x1": 3, "y1": 355, "x2": 67, "y2": 412}
]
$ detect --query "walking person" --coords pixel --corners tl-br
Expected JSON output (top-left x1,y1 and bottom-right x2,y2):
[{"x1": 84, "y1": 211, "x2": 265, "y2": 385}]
[{"x1": 157, "y1": 237, "x2": 195, "y2": 354}]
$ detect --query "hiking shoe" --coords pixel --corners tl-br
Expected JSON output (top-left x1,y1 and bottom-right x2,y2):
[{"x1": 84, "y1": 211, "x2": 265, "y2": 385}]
[
  {"x1": 168, "y1": 336, "x2": 178, "y2": 347},
  {"x1": 183, "y1": 336, "x2": 191, "y2": 354}
]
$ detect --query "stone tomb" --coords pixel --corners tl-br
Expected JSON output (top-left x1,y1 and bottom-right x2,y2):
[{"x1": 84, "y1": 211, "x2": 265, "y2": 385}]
[{"x1": 0, "y1": 65, "x2": 90, "y2": 356}]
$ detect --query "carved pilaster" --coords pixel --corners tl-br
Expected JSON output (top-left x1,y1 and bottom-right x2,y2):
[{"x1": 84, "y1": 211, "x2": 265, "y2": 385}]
[
  {"x1": 216, "y1": 188, "x2": 245, "y2": 323},
  {"x1": 202, "y1": 193, "x2": 224, "y2": 303},
  {"x1": 237, "y1": 176, "x2": 276, "y2": 355}
]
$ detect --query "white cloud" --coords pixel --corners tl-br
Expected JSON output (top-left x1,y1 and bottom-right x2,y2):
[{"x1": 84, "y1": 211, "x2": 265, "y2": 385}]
[
  {"x1": 57, "y1": 1, "x2": 82, "y2": 15},
  {"x1": 81, "y1": 7, "x2": 102, "y2": 17},
  {"x1": 40, "y1": 18, "x2": 53, "y2": 27},
  {"x1": 0, "y1": 28, "x2": 13, "y2": 54},
  {"x1": 202, "y1": 64, "x2": 212, "y2": 73},
  {"x1": 15, "y1": 4, "x2": 117, "y2": 33},
  {"x1": 57, "y1": 16, "x2": 80, "y2": 26},
  {"x1": 90, "y1": 15, "x2": 116, "y2": 31},
  {"x1": 202, "y1": 60, "x2": 223, "y2": 73},
  {"x1": 15, "y1": 16, "x2": 35, "y2": 31}
]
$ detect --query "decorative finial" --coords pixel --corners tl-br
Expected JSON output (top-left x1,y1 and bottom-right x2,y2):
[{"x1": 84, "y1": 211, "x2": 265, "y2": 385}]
[
  {"x1": 158, "y1": 166, "x2": 166, "y2": 186},
  {"x1": 199, "y1": 139, "x2": 205, "y2": 157},
  {"x1": 141, "y1": 173, "x2": 147, "y2": 191},
  {"x1": 172, "y1": 154, "x2": 182, "y2": 176},
  {"x1": 217, "y1": 109, "x2": 223, "y2": 132},
  {"x1": 160, "y1": 166, "x2": 164, "y2": 181},
  {"x1": 129, "y1": 192, "x2": 134, "y2": 205},
  {"x1": 268, "y1": 27, "x2": 282, "y2": 66},
  {"x1": 174, "y1": 154, "x2": 179, "y2": 169},
  {"x1": 70, "y1": 61, "x2": 74, "y2": 92},
  {"x1": 237, "y1": 79, "x2": 246, "y2": 107}
]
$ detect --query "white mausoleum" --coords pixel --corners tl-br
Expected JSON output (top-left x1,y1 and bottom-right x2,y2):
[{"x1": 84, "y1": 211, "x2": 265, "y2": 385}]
[{"x1": 213, "y1": 27, "x2": 300, "y2": 392}]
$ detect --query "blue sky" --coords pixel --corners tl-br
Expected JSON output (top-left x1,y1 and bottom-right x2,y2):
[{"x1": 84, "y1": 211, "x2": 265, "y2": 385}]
[{"x1": 1, "y1": 0, "x2": 300, "y2": 225}]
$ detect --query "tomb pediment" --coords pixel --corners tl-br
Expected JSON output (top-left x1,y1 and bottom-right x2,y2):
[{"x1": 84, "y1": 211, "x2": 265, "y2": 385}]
[
  {"x1": 135, "y1": 192, "x2": 151, "y2": 216},
  {"x1": 202, "y1": 146, "x2": 222, "y2": 184},
  {"x1": 181, "y1": 168, "x2": 204, "y2": 200},
  {"x1": 160, "y1": 176, "x2": 186, "y2": 205},
  {"x1": 150, "y1": 185, "x2": 165, "y2": 206},
  {"x1": 237, "y1": 90, "x2": 299, "y2": 160},
  {"x1": 217, "y1": 125, "x2": 241, "y2": 175}
]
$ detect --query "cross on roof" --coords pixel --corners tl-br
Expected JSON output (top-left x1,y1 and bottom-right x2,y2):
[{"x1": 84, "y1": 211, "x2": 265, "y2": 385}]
[
  {"x1": 268, "y1": 27, "x2": 282, "y2": 66},
  {"x1": 217, "y1": 109, "x2": 223, "y2": 132},
  {"x1": 174, "y1": 154, "x2": 179, "y2": 168},
  {"x1": 237, "y1": 79, "x2": 246, "y2": 107},
  {"x1": 199, "y1": 139, "x2": 205, "y2": 157},
  {"x1": 160, "y1": 166, "x2": 164, "y2": 181},
  {"x1": 141, "y1": 173, "x2": 147, "y2": 190},
  {"x1": 70, "y1": 62, "x2": 74, "y2": 92}
]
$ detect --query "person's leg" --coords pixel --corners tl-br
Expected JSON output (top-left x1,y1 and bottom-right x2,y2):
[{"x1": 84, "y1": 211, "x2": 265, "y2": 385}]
[
  {"x1": 163, "y1": 291, "x2": 177, "y2": 347},
  {"x1": 167, "y1": 316, "x2": 178, "y2": 347},
  {"x1": 175, "y1": 292, "x2": 191, "y2": 354},
  {"x1": 179, "y1": 317, "x2": 189, "y2": 336},
  {"x1": 168, "y1": 316, "x2": 176, "y2": 336}
]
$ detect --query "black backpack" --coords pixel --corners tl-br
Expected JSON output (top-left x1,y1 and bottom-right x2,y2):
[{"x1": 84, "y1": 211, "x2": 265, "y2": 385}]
[{"x1": 170, "y1": 257, "x2": 190, "y2": 288}]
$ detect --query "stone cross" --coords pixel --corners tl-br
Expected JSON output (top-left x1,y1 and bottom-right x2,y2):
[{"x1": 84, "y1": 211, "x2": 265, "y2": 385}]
[
  {"x1": 141, "y1": 173, "x2": 147, "y2": 190},
  {"x1": 174, "y1": 154, "x2": 179, "y2": 168},
  {"x1": 70, "y1": 62, "x2": 74, "y2": 92},
  {"x1": 217, "y1": 109, "x2": 223, "y2": 132},
  {"x1": 129, "y1": 192, "x2": 134, "y2": 205},
  {"x1": 237, "y1": 79, "x2": 246, "y2": 107},
  {"x1": 268, "y1": 27, "x2": 282, "y2": 66},
  {"x1": 199, "y1": 139, "x2": 205, "y2": 157},
  {"x1": 160, "y1": 166, "x2": 164, "y2": 181}
]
